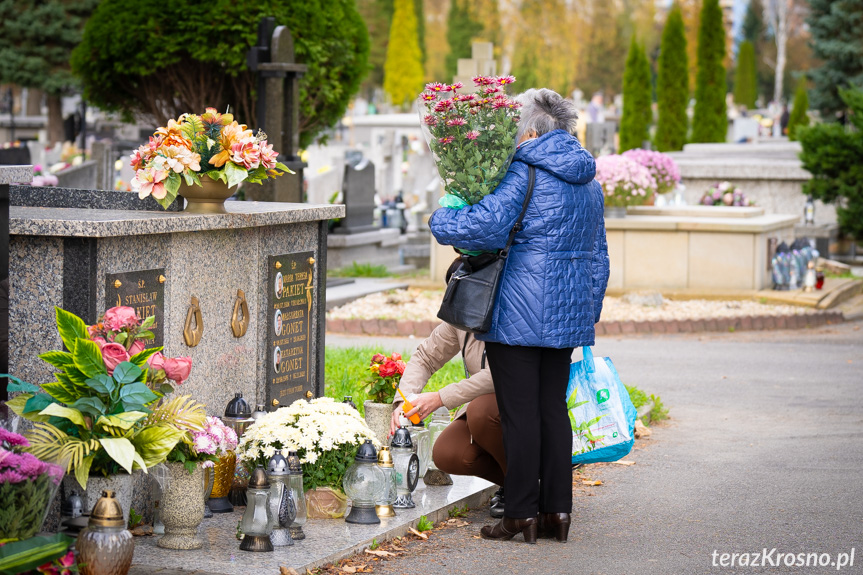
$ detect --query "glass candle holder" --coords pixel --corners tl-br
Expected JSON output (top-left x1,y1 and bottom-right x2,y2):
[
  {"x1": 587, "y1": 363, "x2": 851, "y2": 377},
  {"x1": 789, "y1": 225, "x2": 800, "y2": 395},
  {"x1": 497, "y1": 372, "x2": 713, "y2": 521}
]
[
  {"x1": 239, "y1": 467, "x2": 274, "y2": 552},
  {"x1": 286, "y1": 450, "x2": 307, "y2": 540},
  {"x1": 76, "y1": 490, "x2": 134, "y2": 575},
  {"x1": 375, "y1": 446, "x2": 397, "y2": 518},
  {"x1": 266, "y1": 454, "x2": 295, "y2": 547},
  {"x1": 391, "y1": 427, "x2": 420, "y2": 509},
  {"x1": 343, "y1": 440, "x2": 386, "y2": 524}
]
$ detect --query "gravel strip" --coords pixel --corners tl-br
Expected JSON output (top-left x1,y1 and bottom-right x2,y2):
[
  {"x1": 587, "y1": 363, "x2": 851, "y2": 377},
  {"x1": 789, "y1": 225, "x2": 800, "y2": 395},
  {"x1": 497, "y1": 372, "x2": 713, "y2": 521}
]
[{"x1": 326, "y1": 288, "x2": 820, "y2": 322}]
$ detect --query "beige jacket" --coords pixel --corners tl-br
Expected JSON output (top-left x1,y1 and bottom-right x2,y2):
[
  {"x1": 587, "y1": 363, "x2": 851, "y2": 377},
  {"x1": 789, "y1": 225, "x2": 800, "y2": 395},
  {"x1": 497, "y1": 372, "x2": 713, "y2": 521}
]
[{"x1": 394, "y1": 322, "x2": 494, "y2": 420}]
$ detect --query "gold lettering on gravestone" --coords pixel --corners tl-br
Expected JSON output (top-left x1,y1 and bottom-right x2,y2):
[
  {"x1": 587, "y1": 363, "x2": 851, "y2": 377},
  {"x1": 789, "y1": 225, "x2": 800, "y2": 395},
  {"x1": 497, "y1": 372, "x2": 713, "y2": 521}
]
[
  {"x1": 268, "y1": 252, "x2": 314, "y2": 406},
  {"x1": 105, "y1": 269, "x2": 166, "y2": 348}
]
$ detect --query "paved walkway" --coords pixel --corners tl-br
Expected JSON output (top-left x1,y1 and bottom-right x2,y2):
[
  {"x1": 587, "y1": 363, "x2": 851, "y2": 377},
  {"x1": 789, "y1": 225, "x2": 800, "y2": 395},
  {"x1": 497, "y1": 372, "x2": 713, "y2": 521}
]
[{"x1": 337, "y1": 322, "x2": 863, "y2": 575}]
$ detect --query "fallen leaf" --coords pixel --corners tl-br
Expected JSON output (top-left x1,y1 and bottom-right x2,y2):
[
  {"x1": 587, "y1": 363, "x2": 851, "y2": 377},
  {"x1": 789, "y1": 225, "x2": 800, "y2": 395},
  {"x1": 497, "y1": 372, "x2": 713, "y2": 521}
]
[
  {"x1": 634, "y1": 419, "x2": 652, "y2": 439},
  {"x1": 408, "y1": 527, "x2": 429, "y2": 540},
  {"x1": 365, "y1": 549, "x2": 394, "y2": 557},
  {"x1": 341, "y1": 567, "x2": 356, "y2": 574},
  {"x1": 280, "y1": 568, "x2": 300, "y2": 575},
  {"x1": 582, "y1": 480, "x2": 602, "y2": 486},
  {"x1": 472, "y1": 535, "x2": 482, "y2": 539},
  {"x1": 612, "y1": 460, "x2": 636, "y2": 466}
]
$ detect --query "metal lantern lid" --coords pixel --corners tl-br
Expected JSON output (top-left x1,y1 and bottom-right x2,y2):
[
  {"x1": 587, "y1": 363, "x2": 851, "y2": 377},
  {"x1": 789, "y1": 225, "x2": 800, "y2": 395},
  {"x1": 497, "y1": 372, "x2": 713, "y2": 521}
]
[
  {"x1": 390, "y1": 426, "x2": 413, "y2": 449},
  {"x1": 248, "y1": 466, "x2": 270, "y2": 489},
  {"x1": 89, "y1": 490, "x2": 125, "y2": 528},
  {"x1": 355, "y1": 439, "x2": 378, "y2": 462},
  {"x1": 225, "y1": 392, "x2": 252, "y2": 418},
  {"x1": 377, "y1": 446, "x2": 394, "y2": 467},
  {"x1": 62, "y1": 489, "x2": 83, "y2": 518},
  {"x1": 286, "y1": 450, "x2": 303, "y2": 475},
  {"x1": 267, "y1": 453, "x2": 288, "y2": 476}
]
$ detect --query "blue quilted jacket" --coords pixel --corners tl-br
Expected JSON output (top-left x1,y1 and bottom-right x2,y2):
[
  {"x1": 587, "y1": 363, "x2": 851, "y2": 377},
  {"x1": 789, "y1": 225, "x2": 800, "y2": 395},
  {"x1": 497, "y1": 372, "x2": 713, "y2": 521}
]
[{"x1": 429, "y1": 129, "x2": 610, "y2": 349}]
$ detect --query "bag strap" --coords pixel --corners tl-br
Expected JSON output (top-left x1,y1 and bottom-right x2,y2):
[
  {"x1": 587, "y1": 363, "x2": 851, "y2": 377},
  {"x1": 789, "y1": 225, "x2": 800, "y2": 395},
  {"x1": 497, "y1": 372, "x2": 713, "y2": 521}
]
[
  {"x1": 500, "y1": 165, "x2": 536, "y2": 259},
  {"x1": 583, "y1": 346, "x2": 595, "y2": 374},
  {"x1": 461, "y1": 331, "x2": 488, "y2": 379}
]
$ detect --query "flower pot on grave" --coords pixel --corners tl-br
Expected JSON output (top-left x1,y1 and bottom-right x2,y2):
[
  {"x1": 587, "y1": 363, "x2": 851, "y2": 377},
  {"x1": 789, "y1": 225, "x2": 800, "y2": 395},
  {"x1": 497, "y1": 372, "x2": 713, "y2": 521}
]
[
  {"x1": 208, "y1": 451, "x2": 237, "y2": 513},
  {"x1": 63, "y1": 472, "x2": 139, "y2": 527},
  {"x1": 157, "y1": 462, "x2": 205, "y2": 550},
  {"x1": 305, "y1": 487, "x2": 348, "y2": 519},
  {"x1": 178, "y1": 175, "x2": 236, "y2": 214},
  {"x1": 363, "y1": 401, "x2": 395, "y2": 446}
]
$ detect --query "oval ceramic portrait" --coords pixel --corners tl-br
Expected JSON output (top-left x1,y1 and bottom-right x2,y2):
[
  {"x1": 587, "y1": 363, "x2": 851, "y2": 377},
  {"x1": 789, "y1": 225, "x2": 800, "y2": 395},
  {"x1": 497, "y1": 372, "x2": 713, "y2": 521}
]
[
  {"x1": 274, "y1": 309, "x2": 283, "y2": 336},
  {"x1": 275, "y1": 272, "x2": 284, "y2": 299},
  {"x1": 274, "y1": 346, "x2": 282, "y2": 372}
]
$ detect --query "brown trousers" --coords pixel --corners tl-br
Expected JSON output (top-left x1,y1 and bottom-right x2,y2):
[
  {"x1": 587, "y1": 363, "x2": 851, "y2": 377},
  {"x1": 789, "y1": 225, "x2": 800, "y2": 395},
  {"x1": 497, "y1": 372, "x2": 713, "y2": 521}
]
[{"x1": 431, "y1": 393, "x2": 506, "y2": 486}]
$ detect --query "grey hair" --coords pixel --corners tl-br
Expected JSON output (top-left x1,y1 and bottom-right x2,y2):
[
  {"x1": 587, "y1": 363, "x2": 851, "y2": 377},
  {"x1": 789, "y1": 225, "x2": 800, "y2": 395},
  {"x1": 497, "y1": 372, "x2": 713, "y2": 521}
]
[{"x1": 515, "y1": 88, "x2": 579, "y2": 140}]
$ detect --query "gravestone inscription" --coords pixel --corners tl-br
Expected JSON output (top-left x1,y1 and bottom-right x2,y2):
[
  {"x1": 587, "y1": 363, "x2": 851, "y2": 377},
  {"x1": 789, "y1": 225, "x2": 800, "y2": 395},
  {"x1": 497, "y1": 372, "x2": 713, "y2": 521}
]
[
  {"x1": 105, "y1": 269, "x2": 166, "y2": 348},
  {"x1": 267, "y1": 252, "x2": 314, "y2": 408}
]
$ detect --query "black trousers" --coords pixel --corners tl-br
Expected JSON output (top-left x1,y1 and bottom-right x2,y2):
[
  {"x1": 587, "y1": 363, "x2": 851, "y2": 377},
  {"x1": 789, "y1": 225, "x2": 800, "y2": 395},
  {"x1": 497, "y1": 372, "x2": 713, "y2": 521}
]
[{"x1": 485, "y1": 342, "x2": 574, "y2": 518}]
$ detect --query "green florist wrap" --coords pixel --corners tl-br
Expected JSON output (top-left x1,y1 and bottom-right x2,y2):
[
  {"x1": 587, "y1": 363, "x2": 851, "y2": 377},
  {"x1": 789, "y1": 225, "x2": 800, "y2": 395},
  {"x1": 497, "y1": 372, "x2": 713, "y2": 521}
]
[{"x1": 418, "y1": 76, "x2": 520, "y2": 207}]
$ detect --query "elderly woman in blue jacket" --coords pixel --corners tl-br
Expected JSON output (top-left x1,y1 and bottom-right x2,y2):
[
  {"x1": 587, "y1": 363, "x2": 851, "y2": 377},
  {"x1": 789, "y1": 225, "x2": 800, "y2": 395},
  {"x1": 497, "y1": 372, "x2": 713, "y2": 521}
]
[{"x1": 429, "y1": 88, "x2": 609, "y2": 544}]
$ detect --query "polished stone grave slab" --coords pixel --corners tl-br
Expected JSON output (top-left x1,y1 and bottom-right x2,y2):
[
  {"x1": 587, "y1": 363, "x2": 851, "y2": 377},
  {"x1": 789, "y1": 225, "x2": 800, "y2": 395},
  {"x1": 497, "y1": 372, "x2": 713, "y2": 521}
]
[{"x1": 130, "y1": 475, "x2": 495, "y2": 574}]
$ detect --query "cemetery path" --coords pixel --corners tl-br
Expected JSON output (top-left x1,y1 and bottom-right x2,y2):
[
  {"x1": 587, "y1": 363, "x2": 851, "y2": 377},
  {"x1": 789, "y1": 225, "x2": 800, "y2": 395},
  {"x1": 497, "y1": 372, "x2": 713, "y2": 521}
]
[{"x1": 329, "y1": 321, "x2": 863, "y2": 575}]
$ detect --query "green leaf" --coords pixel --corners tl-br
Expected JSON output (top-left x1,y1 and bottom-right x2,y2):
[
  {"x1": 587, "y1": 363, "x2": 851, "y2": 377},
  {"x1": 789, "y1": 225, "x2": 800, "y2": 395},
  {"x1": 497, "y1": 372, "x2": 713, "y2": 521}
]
[
  {"x1": 55, "y1": 307, "x2": 88, "y2": 352},
  {"x1": 86, "y1": 374, "x2": 116, "y2": 395},
  {"x1": 205, "y1": 169, "x2": 225, "y2": 183},
  {"x1": 37, "y1": 351, "x2": 75, "y2": 370},
  {"x1": 24, "y1": 393, "x2": 57, "y2": 415},
  {"x1": 74, "y1": 454, "x2": 95, "y2": 490},
  {"x1": 182, "y1": 171, "x2": 198, "y2": 186},
  {"x1": 119, "y1": 382, "x2": 158, "y2": 405},
  {"x1": 99, "y1": 437, "x2": 137, "y2": 474},
  {"x1": 0, "y1": 533, "x2": 74, "y2": 574},
  {"x1": 113, "y1": 362, "x2": 143, "y2": 384},
  {"x1": 131, "y1": 425, "x2": 187, "y2": 467},
  {"x1": 73, "y1": 338, "x2": 106, "y2": 378},
  {"x1": 130, "y1": 346, "x2": 162, "y2": 367},
  {"x1": 114, "y1": 332, "x2": 128, "y2": 344},
  {"x1": 274, "y1": 161, "x2": 295, "y2": 174},
  {"x1": 72, "y1": 396, "x2": 107, "y2": 418},
  {"x1": 159, "y1": 383, "x2": 175, "y2": 395},
  {"x1": 39, "y1": 404, "x2": 87, "y2": 428},
  {"x1": 63, "y1": 366, "x2": 90, "y2": 386},
  {"x1": 6, "y1": 393, "x2": 45, "y2": 421},
  {"x1": 136, "y1": 330, "x2": 155, "y2": 339},
  {"x1": 96, "y1": 411, "x2": 148, "y2": 432},
  {"x1": 1, "y1": 373, "x2": 40, "y2": 393},
  {"x1": 164, "y1": 171, "x2": 182, "y2": 202},
  {"x1": 224, "y1": 161, "x2": 248, "y2": 188},
  {"x1": 131, "y1": 450, "x2": 148, "y2": 472},
  {"x1": 140, "y1": 316, "x2": 156, "y2": 330}
]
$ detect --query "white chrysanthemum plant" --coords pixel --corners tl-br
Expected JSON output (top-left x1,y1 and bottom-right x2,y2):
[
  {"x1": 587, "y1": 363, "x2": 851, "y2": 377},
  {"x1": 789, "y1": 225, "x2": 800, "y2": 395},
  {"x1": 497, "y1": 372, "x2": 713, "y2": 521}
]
[{"x1": 236, "y1": 397, "x2": 379, "y2": 493}]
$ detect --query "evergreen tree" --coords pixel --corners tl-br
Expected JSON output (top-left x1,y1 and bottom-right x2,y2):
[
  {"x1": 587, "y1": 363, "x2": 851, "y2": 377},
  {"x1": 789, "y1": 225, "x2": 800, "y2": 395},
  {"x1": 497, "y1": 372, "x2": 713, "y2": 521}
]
[
  {"x1": 383, "y1": 0, "x2": 424, "y2": 108},
  {"x1": 741, "y1": 0, "x2": 764, "y2": 45},
  {"x1": 445, "y1": 0, "x2": 479, "y2": 79},
  {"x1": 619, "y1": 37, "x2": 652, "y2": 152},
  {"x1": 733, "y1": 40, "x2": 758, "y2": 109},
  {"x1": 0, "y1": 0, "x2": 98, "y2": 144},
  {"x1": 357, "y1": 0, "x2": 394, "y2": 96},
  {"x1": 787, "y1": 76, "x2": 809, "y2": 141},
  {"x1": 807, "y1": 0, "x2": 863, "y2": 116},
  {"x1": 692, "y1": 0, "x2": 727, "y2": 143},
  {"x1": 655, "y1": 4, "x2": 689, "y2": 152},
  {"x1": 414, "y1": 0, "x2": 426, "y2": 68},
  {"x1": 581, "y1": 0, "x2": 628, "y2": 98}
]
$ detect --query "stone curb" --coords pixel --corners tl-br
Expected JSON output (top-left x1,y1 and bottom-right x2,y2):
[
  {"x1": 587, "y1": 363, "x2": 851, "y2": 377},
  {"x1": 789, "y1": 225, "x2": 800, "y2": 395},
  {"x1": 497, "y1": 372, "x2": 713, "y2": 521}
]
[
  {"x1": 636, "y1": 401, "x2": 654, "y2": 426},
  {"x1": 327, "y1": 311, "x2": 846, "y2": 338}
]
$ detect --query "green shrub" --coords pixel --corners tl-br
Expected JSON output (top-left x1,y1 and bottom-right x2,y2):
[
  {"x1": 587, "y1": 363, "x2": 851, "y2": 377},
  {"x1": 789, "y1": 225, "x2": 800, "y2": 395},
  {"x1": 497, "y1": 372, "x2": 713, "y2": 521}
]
[
  {"x1": 655, "y1": 4, "x2": 689, "y2": 152},
  {"x1": 733, "y1": 41, "x2": 758, "y2": 109},
  {"x1": 691, "y1": 0, "x2": 727, "y2": 143},
  {"x1": 329, "y1": 263, "x2": 390, "y2": 278},
  {"x1": 619, "y1": 37, "x2": 652, "y2": 152},
  {"x1": 787, "y1": 77, "x2": 810, "y2": 141}
]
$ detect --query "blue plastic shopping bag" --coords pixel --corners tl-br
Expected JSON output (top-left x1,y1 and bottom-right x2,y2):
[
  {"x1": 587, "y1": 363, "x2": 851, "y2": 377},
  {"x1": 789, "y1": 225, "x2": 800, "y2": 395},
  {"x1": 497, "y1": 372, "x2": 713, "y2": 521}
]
[{"x1": 567, "y1": 347, "x2": 636, "y2": 465}]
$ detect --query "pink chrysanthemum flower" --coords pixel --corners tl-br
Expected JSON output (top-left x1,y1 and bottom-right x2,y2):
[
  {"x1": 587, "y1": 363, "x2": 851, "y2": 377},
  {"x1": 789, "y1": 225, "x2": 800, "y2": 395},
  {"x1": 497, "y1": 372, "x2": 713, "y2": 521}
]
[
  {"x1": 423, "y1": 114, "x2": 437, "y2": 126},
  {"x1": 484, "y1": 86, "x2": 501, "y2": 95},
  {"x1": 450, "y1": 82, "x2": 464, "y2": 90},
  {"x1": 426, "y1": 82, "x2": 450, "y2": 92},
  {"x1": 438, "y1": 136, "x2": 454, "y2": 144},
  {"x1": 420, "y1": 92, "x2": 437, "y2": 101},
  {"x1": 465, "y1": 131, "x2": 479, "y2": 140},
  {"x1": 460, "y1": 94, "x2": 476, "y2": 102},
  {"x1": 434, "y1": 100, "x2": 453, "y2": 112},
  {"x1": 446, "y1": 117, "x2": 467, "y2": 126},
  {"x1": 498, "y1": 75, "x2": 516, "y2": 85}
]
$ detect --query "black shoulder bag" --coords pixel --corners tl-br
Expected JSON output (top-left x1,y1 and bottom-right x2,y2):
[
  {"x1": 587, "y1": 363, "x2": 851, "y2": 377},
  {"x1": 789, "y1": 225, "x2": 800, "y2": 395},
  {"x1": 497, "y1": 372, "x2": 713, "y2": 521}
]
[{"x1": 437, "y1": 166, "x2": 536, "y2": 334}]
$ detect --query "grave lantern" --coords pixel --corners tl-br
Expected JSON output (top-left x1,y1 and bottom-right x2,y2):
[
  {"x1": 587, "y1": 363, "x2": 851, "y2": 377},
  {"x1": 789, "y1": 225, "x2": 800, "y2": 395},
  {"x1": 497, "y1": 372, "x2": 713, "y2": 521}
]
[
  {"x1": 75, "y1": 490, "x2": 135, "y2": 575},
  {"x1": 286, "y1": 450, "x2": 307, "y2": 540},
  {"x1": 375, "y1": 446, "x2": 397, "y2": 518},
  {"x1": 266, "y1": 454, "x2": 296, "y2": 547},
  {"x1": 391, "y1": 427, "x2": 420, "y2": 509},
  {"x1": 239, "y1": 467, "x2": 274, "y2": 552},
  {"x1": 343, "y1": 440, "x2": 387, "y2": 524}
]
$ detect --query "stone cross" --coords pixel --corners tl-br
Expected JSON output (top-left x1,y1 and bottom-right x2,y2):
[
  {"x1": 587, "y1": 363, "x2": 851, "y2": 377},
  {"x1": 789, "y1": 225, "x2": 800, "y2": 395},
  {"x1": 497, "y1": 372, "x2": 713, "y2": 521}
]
[
  {"x1": 246, "y1": 18, "x2": 308, "y2": 203},
  {"x1": 454, "y1": 42, "x2": 497, "y2": 93}
]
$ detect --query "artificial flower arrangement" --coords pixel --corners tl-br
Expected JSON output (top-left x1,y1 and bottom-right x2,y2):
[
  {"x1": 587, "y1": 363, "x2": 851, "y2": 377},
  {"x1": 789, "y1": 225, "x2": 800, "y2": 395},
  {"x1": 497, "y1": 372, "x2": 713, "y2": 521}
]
[
  {"x1": 236, "y1": 398, "x2": 379, "y2": 493},
  {"x1": 30, "y1": 164, "x2": 60, "y2": 187},
  {"x1": 621, "y1": 149, "x2": 680, "y2": 195},
  {"x1": 7, "y1": 307, "x2": 206, "y2": 488},
  {"x1": 0, "y1": 427, "x2": 65, "y2": 542},
  {"x1": 366, "y1": 352, "x2": 407, "y2": 404},
  {"x1": 168, "y1": 416, "x2": 238, "y2": 474},
  {"x1": 418, "y1": 76, "x2": 521, "y2": 207},
  {"x1": 130, "y1": 107, "x2": 293, "y2": 209},
  {"x1": 595, "y1": 154, "x2": 658, "y2": 208},
  {"x1": 700, "y1": 181, "x2": 756, "y2": 206}
]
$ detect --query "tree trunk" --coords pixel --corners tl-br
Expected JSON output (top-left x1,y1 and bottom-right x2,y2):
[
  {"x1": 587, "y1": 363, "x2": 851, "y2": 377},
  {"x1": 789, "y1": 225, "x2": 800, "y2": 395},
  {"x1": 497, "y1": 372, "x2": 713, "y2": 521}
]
[
  {"x1": 25, "y1": 89, "x2": 43, "y2": 116},
  {"x1": 773, "y1": 1, "x2": 788, "y2": 103},
  {"x1": 46, "y1": 94, "x2": 64, "y2": 146}
]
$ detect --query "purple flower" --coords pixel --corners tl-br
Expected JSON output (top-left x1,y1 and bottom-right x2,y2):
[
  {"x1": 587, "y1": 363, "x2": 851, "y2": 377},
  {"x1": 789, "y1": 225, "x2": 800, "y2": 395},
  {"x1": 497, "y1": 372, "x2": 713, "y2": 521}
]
[{"x1": 0, "y1": 428, "x2": 29, "y2": 447}]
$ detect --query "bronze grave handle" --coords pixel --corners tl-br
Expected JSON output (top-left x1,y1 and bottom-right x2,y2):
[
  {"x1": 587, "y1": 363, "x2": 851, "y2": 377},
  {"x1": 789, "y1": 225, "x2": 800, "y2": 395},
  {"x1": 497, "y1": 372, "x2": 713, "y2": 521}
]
[
  {"x1": 184, "y1": 296, "x2": 203, "y2": 347},
  {"x1": 231, "y1": 289, "x2": 250, "y2": 338}
]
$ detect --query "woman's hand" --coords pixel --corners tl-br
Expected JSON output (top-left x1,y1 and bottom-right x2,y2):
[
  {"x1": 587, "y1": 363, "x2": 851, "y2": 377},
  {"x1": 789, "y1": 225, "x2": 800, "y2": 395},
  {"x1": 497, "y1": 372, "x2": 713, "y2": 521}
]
[
  {"x1": 402, "y1": 392, "x2": 443, "y2": 423},
  {"x1": 389, "y1": 404, "x2": 405, "y2": 438}
]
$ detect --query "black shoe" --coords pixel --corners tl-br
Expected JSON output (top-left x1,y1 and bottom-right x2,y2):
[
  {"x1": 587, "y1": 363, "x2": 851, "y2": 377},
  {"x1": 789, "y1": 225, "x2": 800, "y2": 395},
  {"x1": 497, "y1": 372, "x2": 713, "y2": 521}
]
[
  {"x1": 490, "y1": 487, "x2": 504, "y2": 506},
  {"x1": 490, "y1": 491, "x2": 505, "y2": 518},
  {"x1": 480, "y1": 516, "x2": 537, "y2": 544}
]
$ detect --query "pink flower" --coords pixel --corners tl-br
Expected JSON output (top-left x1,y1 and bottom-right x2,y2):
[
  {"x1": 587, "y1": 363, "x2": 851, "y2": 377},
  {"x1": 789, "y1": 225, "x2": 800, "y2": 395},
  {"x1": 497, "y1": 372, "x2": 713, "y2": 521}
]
[
  {"x1": 162, "y1": 356, "x2": 192, "y2": 384},
  {"x1": 230, "y1": 137, "x2": 261, "y2": 170},
  {"x1": 101, "y1": 343, "x2": 130, "y2": 375},
  {"x1": 484, "y1": 86, "x2": 501, "y2": 95},
  {"x1": 497, "y1": 75, "x2": 516, "y2": 85},
  {"x1": 132, "y1": 166, "x2": 169, "y2": 200},
  {"x1": 128, "y1": 339, "x2": 145, "y2": 357},
  {"x1": 434, "y1": 100, "x2": 453, "y2": 112},
  {"x1": 371, "y1": 353, "x2": 386, "y2": 364},
  {"x1": 395, "y1": 360, "x2": 407, "y2": 375},
  {"x1": 420, "y1": 92, "x2": 437, "y2": 101},
  {"x1": 391, "y1": 352, "x2": 402, "y2": 361},
  {"x1": 0, "y1": 428, "x2": 29, "y2": 447},
  {"x1": 103, "y1": 306, "x2": 139, "y2": 331},
  {"x1": 438, "y1": 136, "x2": 454, "y2": 144},
  {"x1": 450, "y1": 82, "x2": 464, "y2": 90},
  {"x1": 147, "y1": 351, "x2": 166, "y2": 371},
  {"x1": 259, "y1": 140, "x2": 279, "y2": 170},
  {"x1": 92, "y1": 336, "x2": 107, "y2": 349},
  {"x1": 446, "y1": 117, "x2": 467, "y2": 126},
  {"x1": 423, "y1": 114, "x2": 437, "y2": 127},
  {"x1": 425, "y1": 82, "x2": 450, "y2": 92},
  {"x1": 472, "y1": 76, "x2": 494, "y2": 86},
  {"x1": 465, "y1": 131, "x2": 479, "y2": 140},
  {"x1": 193, "y1": 432, "x2": 216, "y2": 455}
]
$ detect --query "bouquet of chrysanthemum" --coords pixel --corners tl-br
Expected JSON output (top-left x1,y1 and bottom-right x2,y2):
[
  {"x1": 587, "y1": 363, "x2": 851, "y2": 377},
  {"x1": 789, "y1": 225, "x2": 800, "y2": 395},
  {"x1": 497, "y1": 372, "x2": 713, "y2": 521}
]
[
  {"x1": 622, "y1": 149, "x2": 681, "y2": 195},
  {"x1": 418, "y1": 76, "x2": 520, "y2": 207},
  {"x1": 595, "y1": 155, "x2": 658, "y2": 208},
  {"x1": 700, "y1": 181, "x2": 755, "y2": 206},
  {"x1": 236, "y1": 398, "x2": 378, "y2": 492},
  {"x1": 130, "y1": 107, "x2": 293, "y2": 209}
]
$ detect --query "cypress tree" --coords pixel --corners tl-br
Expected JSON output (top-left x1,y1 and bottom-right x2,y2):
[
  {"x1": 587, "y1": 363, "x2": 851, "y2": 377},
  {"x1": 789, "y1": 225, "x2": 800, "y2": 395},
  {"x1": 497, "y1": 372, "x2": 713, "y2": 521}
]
[
  {"x1": 383, "y1": 0, "x2": 424, "y2": 109},
  {"x1": 445, "y1": 0, "x2": 479, "y2": 79},
  {"x1": 655, "y1": 4, "x2": 689, "y2": 152},
  {"x1": 692, "y1": 0, "x2": 727, "y2": 143},
  {"x1": 787, "y1": 76, "x2": 810, "y2": 141},
  {"x1": 619, "y1": 36, "x2": 652, "y2": 152},
  {"x1": 733, "y1": 40, "x2": 757, "y2": 109}
]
